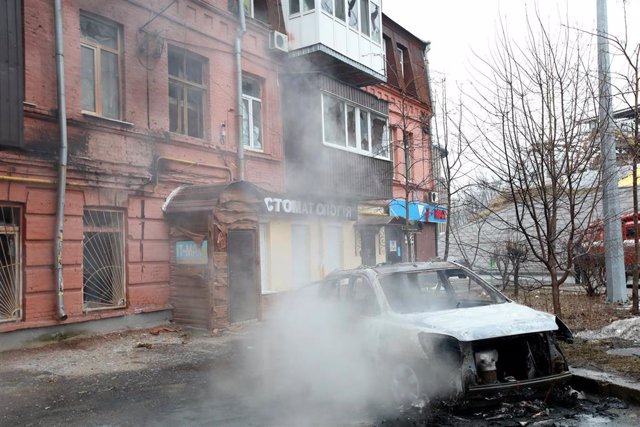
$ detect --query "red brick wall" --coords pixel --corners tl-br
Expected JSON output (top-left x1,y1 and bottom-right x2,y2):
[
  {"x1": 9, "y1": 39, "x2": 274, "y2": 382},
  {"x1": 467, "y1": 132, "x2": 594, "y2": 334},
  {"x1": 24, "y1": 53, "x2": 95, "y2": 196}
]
[{"x1": 1, "y1": 0, "x2": 285, "y2": 332}]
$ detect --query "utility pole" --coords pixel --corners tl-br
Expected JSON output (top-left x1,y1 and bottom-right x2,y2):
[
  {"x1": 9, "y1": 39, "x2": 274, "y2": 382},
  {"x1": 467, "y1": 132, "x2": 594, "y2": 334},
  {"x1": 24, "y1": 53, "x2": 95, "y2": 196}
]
[{"x1": 597, "y1": 0, "x2": 627, "y2": 302}]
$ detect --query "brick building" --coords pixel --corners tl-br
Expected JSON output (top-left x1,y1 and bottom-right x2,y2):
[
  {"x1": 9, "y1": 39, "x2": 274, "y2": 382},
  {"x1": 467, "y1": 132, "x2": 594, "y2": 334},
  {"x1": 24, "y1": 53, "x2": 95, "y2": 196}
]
[
  {"x1": 365, "y1": 14, "x2": 442, "y2": 262},
  {"x1": 1, "y1": 0, "x2": 442, "y2": 339},
  {"x1": 0, "y1": 0, "x2": 286, "y2": 335}
]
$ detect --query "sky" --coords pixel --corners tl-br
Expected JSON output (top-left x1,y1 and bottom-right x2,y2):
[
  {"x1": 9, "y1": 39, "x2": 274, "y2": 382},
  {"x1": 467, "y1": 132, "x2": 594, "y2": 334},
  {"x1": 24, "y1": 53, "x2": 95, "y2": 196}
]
[{"x1": 383, "y1": 0, "x2": 640, "y2": 97}]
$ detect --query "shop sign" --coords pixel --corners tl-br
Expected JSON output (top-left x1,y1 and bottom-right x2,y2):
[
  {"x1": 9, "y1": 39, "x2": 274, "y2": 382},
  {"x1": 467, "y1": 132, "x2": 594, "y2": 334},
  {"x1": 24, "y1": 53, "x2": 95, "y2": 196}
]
[
  {"x1": 262, "y1": 196, "x2": 358, "y2": 220},
  {"x1": 175, "y1": 241, "x2": 208, "y2": 265},
  {"x1": 389, "y1": 199, "x2": 447, "y2": 223}
]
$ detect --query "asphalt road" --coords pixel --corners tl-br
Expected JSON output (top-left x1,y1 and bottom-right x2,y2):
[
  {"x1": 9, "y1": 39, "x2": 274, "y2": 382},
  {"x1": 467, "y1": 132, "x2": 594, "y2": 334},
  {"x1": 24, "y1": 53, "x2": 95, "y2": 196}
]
[{"x1": 1, "y1": 325, "x2": 640, "y2": 427}]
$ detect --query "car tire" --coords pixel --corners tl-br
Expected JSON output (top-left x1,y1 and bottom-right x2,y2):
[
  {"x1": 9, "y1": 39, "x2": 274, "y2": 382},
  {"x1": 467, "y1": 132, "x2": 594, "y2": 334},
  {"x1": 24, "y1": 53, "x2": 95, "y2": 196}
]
[{"x1": 389, "y1": 361, "x2": 428, "y2": 406}]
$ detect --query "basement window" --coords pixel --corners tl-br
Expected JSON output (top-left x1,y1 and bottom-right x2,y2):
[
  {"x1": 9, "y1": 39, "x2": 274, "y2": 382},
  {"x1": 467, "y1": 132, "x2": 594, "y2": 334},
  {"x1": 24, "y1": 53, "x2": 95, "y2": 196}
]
[
  {"x1": 83, "y1": 210, "x2": 126, "y2": 310},
  {"x1": 0, "y1": 206, "x2": 22, "y2": 322}
]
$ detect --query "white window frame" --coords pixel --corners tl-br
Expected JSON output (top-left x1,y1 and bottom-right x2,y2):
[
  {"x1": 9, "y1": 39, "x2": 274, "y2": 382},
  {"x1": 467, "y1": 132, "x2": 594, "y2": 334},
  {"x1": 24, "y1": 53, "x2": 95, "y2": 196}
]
[
  {"x1": 290, "y1": 0, "x2": 315, "y2": 16},
  {"x1": 242, "y1": 76, "x2": 263, "y2": 151},
  {"x1": 80, "y1": 13, "x2": 122, "y2": 119},
  {"x1": 321, "y1": 93, "x2": 390, "y2": 160}
]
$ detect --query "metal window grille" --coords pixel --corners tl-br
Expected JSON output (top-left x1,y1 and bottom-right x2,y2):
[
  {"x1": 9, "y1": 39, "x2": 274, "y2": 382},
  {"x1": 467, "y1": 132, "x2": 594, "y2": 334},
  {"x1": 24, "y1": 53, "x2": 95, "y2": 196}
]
[
  {"x1": 83, "y1": 210, "x2": 125, "y2": 310},
  {"x1": 0, "y1": 206, "x2": 21, "y2": 322}
]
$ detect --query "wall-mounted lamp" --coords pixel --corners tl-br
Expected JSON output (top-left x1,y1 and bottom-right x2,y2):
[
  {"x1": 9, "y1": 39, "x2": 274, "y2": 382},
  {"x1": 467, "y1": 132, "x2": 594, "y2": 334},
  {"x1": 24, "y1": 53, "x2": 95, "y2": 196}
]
[{"x1": 219, "y1": 122, "x2": 226, "y2": 145}]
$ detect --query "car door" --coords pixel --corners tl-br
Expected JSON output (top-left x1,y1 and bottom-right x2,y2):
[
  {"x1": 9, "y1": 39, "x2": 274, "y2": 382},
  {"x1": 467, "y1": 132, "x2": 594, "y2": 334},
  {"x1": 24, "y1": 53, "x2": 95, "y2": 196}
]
[{"x1": 344, "y1": 274, "x2": 385, "y2": 363}]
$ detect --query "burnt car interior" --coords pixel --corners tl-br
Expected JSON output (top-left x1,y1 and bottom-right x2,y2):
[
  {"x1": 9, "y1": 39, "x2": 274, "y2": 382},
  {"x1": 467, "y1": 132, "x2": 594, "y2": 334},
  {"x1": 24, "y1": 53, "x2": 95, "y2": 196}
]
[
  {"x1": 379, "y1": 269, "x2": 507, "y2": 313},
  {"x1": 471, "y1": 333, "x2": 568, "y2": 386}
]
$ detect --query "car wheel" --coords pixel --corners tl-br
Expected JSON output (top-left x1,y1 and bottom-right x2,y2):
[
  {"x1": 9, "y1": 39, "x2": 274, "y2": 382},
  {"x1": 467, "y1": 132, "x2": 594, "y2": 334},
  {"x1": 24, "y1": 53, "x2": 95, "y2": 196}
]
[{"x1": 390, "y1": 362, "x2": 426, "y2": 405}]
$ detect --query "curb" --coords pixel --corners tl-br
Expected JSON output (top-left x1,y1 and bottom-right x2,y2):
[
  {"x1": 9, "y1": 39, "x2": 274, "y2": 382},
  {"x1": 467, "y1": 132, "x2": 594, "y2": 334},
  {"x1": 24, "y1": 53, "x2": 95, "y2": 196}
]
[{"x1": 570, "y1": 367, "x2": 640, "y2": 405}]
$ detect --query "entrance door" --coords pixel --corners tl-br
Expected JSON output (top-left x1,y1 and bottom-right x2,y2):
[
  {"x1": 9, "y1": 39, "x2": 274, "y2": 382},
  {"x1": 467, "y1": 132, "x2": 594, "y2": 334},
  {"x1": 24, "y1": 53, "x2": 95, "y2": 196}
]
[
  {"x1": 360, "y1": 229, "x2": 376, "y2": 266},
  {"x1": 228, "y1": 230, "x2": 259, "y2": 323}
]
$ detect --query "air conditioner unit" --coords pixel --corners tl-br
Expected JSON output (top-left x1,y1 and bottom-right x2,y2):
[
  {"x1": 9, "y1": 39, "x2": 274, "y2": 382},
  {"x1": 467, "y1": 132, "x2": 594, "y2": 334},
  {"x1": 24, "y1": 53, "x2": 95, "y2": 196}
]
[
  {"x1": 269, "y1": 31, "x2": 289, "y2": 53},
  {"x1": 428, "y1": 192, "x2": 439, "y2": 204}
]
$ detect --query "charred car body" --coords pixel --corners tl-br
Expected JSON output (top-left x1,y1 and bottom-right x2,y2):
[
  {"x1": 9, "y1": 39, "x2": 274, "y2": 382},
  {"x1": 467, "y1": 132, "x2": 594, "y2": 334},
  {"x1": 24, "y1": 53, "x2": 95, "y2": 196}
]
[{"x1": 315, "y1": 261, "x2": 573, "y2": 404}]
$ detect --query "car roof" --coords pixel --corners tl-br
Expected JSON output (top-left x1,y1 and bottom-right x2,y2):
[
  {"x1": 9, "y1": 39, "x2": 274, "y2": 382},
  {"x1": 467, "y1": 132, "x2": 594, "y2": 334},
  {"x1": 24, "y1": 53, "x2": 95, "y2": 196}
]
[{"x1": 325, "y1": 261, "x2": 464, "y2": 278}]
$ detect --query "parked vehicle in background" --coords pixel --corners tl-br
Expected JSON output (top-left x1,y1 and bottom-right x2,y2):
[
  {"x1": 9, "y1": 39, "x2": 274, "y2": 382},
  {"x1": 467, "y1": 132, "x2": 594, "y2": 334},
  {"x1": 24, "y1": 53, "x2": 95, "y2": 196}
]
[
  {"x1": 313, "y1": 261, "x2": 573, "y2": 405},
  {"x1": 577, "y1": 212, "x2": 640, "y2": 287}
]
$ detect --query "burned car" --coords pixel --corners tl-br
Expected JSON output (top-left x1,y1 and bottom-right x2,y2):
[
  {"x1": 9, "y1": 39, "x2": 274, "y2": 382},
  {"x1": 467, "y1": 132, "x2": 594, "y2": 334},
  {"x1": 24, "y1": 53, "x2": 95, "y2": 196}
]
[{"x1": 316, "y1": 261, "x2": 573, "y2": 404}]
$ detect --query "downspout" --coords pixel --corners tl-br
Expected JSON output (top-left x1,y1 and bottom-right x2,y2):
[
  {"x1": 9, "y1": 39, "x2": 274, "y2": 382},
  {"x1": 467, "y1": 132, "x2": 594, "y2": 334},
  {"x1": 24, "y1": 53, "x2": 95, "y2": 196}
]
[
  {"x1": 235, "y1": 1, "x2": 247, "y2": 181},
  {"x1": 54, "y1": 0, "x2": 68, "y2": 320}
]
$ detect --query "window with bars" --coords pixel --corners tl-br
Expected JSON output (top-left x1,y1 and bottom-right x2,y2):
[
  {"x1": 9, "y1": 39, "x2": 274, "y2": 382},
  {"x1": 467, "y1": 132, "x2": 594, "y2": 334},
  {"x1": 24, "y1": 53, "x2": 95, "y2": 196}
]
[
  {"x1": 168, "y1": 46, "x2": 207, "y2": 139},
  {"x1": 83, "y1": 210, "x2": 126, "y2": 310},
  {"x1": 242, "y1": 76, "x2": 263, "y2": 151},
  {"x1": 0, "y1": 206, "x2": 21, "y2": 322},
  {"x1": 80, "y1": 13, "x2": 122, "y2": 119}
]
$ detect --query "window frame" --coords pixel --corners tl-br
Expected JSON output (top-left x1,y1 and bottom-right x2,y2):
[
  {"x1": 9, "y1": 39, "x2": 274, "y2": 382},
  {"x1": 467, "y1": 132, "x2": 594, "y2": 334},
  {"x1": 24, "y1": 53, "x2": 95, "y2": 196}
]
[
  {"x1": 242, "y1": 75, "x2": 263, "y2": 151},
  {"x1": 0, "y1": 205, "x2": 22, "y2": 323},
  {"x1": 290, "y1": 0, "x2": 315, "y2": 16},
  {"x1": 82, "y1": 209, "x2": 126, "y2": 312},
  {"x1": 168, "y1": 45, "x2": 208, "y2": 139},
  {"x1": 80, "y1": 12, "x2": 123, "y2": 120},
  {"x1": 321, "y1": 93, "x2": 390, "y2": 160}
]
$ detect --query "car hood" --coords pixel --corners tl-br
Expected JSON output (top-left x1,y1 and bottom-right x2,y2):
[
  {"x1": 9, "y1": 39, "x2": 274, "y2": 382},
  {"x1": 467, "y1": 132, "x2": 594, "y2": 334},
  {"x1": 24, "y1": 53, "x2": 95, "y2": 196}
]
[{"x1": 398, "y1": 302, "x2": 558, "y2": 342}]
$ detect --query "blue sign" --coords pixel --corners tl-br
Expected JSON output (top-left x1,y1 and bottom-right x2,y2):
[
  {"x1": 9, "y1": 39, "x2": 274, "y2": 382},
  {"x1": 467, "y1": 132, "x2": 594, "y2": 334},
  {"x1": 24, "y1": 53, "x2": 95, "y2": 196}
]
[
  {"x1": 176, "y1": 241, "x2": 208, "y2": 265},
  {"x1": 389, "y1": 199, "x2": 447, "y2": 223}
]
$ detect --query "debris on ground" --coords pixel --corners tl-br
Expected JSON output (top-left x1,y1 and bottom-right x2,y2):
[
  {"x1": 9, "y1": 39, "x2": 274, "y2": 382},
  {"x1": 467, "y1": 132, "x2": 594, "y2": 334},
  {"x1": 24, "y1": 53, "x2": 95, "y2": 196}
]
[
  {"x1": 149, "y1": 326, "x2": 180, "y2": 336},
  {"x1": 134, "y1": 342, "x2": 153, "y2": 349}
]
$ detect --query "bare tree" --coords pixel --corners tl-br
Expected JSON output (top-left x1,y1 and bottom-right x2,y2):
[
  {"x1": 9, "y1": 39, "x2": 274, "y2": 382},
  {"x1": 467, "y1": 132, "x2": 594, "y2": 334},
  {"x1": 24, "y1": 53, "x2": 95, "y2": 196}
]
[
  {"x1": 378, "y1": 66, "x2": 437, "y2": 262},
  {"x1": 464, "y1": 11, "x2": 602, "y2": 317},
  {"x1": 432, "y1": 77, "x2": 470, "y2": 260}
]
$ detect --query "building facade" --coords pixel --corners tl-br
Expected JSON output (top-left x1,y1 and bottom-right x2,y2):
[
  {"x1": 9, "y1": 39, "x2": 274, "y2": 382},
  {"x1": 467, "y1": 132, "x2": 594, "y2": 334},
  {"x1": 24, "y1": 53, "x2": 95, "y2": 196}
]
[
  {"x1": 364, "y1": 14, "x2": 441, "y2": 262},
  {"x1": 0, "y1": 0, "x2": 286, "y2": 334},
  {"x1": 1, "y1": 0, "x2": 439, "y2": 337}
]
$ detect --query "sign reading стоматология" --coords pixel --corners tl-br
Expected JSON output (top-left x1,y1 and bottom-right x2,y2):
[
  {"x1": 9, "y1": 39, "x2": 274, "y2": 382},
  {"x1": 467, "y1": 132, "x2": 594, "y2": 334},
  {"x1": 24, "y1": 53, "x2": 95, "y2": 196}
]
[{"x1": 261, "y1": 196, "x2": 358, "y2": 221}]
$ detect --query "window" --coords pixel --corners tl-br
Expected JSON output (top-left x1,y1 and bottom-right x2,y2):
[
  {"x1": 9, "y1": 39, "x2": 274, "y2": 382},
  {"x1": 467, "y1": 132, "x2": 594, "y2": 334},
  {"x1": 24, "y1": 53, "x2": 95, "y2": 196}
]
[
  {"x1": 370, "y1": 2, "x2": 381, "y2": 42},
  {"x1": 396, "y1": 46, "x2": 405, "y2": 78},
  {"x1": 322, "y1": 0, "x2": 345, "y2": 20},
  {"x1": 291, "y1": 224, "x2": 310, "y2": 289},
  {"x1": 322, "y1": 93, "x2": 389, "y2": 159},
  {"x1": 372, "y1": 114, "x2": 389, "y2": 157},
  {"x1": 321, "y1": 0, "x2": 333, "y2": 14},
  {"x1": 290, "y1": 0, "x2": 315, "y2": 15},
  {"x1": 359, "y1": 0, "x2": 369, "y2": 36},
  {"x1": 168, "y1": 46, "x2": 207, "y2": 138},
  {"x1": 83, "y1": 210, "x2": 125, "y2": 310},
  {"x1": 80, "y1": 13, "x2": 121, "y2": 119},
  {"x1": 335, "y1": 0, "x2": 345, "y2": 20},
  {"x1": 322, "y1": 94, "x2": 346, "y2": 146},
  {"x1": 0, "y1": 206, "x2": 21, "y2": 322},
  {"x1": 244, "y1": 0, "x2": 268, "y2": 22},
  {"x1": 242, "y1": 76, "x2": 263, "y2": 150},
  {"x1": 348, "y1": 0, "x2": 358, "y2": 29},
  {"x1": 324, "y1": 225, "x2": 343, "y2": 274}
]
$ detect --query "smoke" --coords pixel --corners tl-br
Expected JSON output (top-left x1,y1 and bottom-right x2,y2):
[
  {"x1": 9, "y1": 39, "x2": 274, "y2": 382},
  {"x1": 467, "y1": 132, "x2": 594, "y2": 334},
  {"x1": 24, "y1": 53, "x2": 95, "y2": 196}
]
[{"x1": 213, "y1": 285, "x2": 396, "y2": 426}]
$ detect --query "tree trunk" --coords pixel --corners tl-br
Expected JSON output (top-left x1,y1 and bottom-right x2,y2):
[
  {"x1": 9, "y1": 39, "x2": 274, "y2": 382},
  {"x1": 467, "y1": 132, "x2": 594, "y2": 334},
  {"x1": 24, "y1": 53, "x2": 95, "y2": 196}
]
[{"x1": 550, "y1": 267, "x2": 562, "y2": 317}]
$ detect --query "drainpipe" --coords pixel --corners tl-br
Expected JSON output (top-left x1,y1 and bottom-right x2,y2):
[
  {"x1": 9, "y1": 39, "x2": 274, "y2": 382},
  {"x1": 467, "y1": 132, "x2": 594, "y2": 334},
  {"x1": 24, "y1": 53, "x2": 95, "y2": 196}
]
[
  {"x1": 54, "y1": 0, "x2": 68, "y2": 321},
  {"x1": 235, "y1": 1, "x2": 247, "y2": 181}
]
